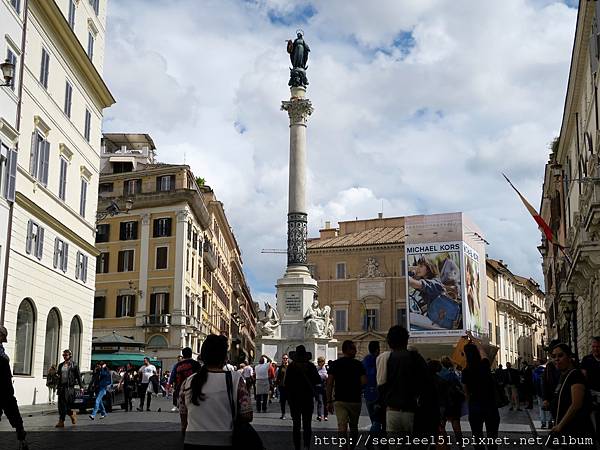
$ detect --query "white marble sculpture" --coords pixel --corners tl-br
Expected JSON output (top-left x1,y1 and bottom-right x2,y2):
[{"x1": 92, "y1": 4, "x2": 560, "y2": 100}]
[
  {"x1": 257, "y1": 303, "x2": 280, "y2": 337},
  {"x1": 304, "y1": 296, "x2": 333, "y2": 339}
]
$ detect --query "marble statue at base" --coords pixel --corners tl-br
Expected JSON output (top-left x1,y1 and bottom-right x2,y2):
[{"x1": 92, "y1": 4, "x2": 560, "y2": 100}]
[
  {"x1": 257, "y1": 303, "x2": 280, "y2": 337},
  {"x1": 304, "y1": 295, "x2": 333, "y2": 339}
]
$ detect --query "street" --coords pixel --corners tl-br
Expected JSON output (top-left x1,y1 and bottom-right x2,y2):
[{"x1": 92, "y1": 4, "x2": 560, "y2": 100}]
[{"x1": 0, "y1": 395, "x2": 548, "y2": 450}]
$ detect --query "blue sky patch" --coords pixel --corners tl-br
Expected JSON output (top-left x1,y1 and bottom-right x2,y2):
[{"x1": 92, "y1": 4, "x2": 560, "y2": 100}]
[{"x1": 267, "y1": 4, "x2": 316, "y2": 26}]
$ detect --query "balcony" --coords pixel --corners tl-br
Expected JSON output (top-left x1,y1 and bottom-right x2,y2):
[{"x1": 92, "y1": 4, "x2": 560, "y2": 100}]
[
  {"x1": 143, "y1": 314, "x2": 171, "y2": 329},
  {"x1": 232, "y1": 280, "x2": 242, "y2": 297},
  {"x1": 203, "y1": 241, "x2": 217, "y2": 272}
]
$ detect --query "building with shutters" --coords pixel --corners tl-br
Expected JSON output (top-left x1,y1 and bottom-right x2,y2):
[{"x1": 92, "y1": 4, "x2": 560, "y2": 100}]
[
  {"x1": 539, "y1": 0, "x2": 600, "y2": 359},
  {"x1": 0, "y1": 0, "x2": 115, "y2": 404},
  {"x1": 93, "y1": 134, "x2": 256, "y2": 368}
]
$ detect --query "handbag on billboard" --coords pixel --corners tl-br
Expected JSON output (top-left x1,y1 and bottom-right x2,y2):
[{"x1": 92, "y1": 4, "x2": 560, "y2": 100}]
[{"x1": 426, "y1": 295, "x2": 461, "y2": 329}]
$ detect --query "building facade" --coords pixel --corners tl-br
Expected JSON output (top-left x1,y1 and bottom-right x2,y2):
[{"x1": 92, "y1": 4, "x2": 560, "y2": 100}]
[
  {"x1": 93, "y1": 134, "x2": 256, "y2": 368},
  {"x1": 1, "y1": 0, "x2": 114, "y2": 404},
  {"x1": 486, "y1": 259, "x2": 546, "y2": 367},
  {"x1": 539, "y1": 0, "x2": 600, "y2": 359}
]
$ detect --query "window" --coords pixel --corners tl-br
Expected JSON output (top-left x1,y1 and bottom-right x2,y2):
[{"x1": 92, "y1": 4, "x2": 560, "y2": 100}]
[
  {"x1": 87, "y1": 32, "x2": 94, "y2": 60},
  {"x1": 156, "y1": 246, "x2": 168, "y2": 269},
  {"x1": 396, "y1": 308, "x2": 407, "y2": 327},
  {"x1": 153, "y1": 218, "x2": 172, "y2": 237},
  {"x1": 187, "y1": 221, "x2": 192, "y2": 241},
  {"x1": 26, "y1": 220, "x2": 44, "y2": 260},
  {"x1": 84, "y1": 109, "x2": 91, "y2": 142},
  {"x1": 186, "y1": 249, "x2": 189, "y2": 271},
  {"x1": 79, "y1": 178, "x2": 87, "y2": 217},
  {"x1": 96, "y1": 252, "x2": 109, "y2": 274},
  {"x1": 96, "y1": 224, "x2": 110, "y2": 243},
  {"x1": 157, "y1": 175, "x2": 175, "y2": 192},
  {"x1": 75, "y1": 251, "x2": 88, "y2": 282},
  {"x1": 99, "y1": 182, "x2": 113, "y2": 193},
  {"x1": 93, "y1": 296, "x2": 106, "y2": 318},
  {"x1": 336, "y1": 262, "x2": 346, "y2": 279},
  {"x1": 119, "y1": 221, "x2": 138, "y2": 240},
  {"x1": 364, "y1": 308, "x2": 378, "y2": 331},
  {"x1": 43, "y1": 308, "x2": 61, "y2": 375},
  {"x1": 191, "y1": 256, "x2": 195, "y2": 278},
  {"x1": 53, "y1": 238, "x2": 68, "y2": 272},
  {"x1": 10, "y1": 0, "x2": 20, "y2": 14},
  {"x1": 40, "y1": 48, "x2": 50, "y2": 89},
  {"x1": 192, "y1": 230, "x2": 198, "y2": 249},
  {"x1": 6, "y1": 49, "x2": 17, "y2": 90},
  {"x1": 4, "y1": 146, "x2": 17, "y2": 202},
  {"x1": 64, "y1": 81, "x2": 73, "y2": 117},
  {"x1": 67, "y1": 0, "x2": 76, "y2": 28},
  {"x1": 150, "y1": 293, "x2": 169, "y2": 315},
  {"x1": 69, "y1": 316, "x2": 82, "y2": 366},
  {"x1": 14, "y1": 299, "x2": 35, "y2": 375},
  {"x1": 29, "y1": 131, "x2": 50, "y2": 186},
  {"x1": 123, "y1": 179, "x2": 141, "y2": 196},
  {"x1": 116, "y1": 295, "x2": 135, "y2": 317},
  {"x1": 58, "y1": 157, "x2": 68, "y2": 200},
  {"x1": 488, "y1": 321, "x2": 493, "y2": 340},
  {"x1": 334, "y1": 309, "x2": 347, "y2": 332},
  {"x1": 89, "y1": 0, "x2": 99, "y2": 15},
  {"x1": 118, "y1": 249, "x2": 134, "y2": 272}
]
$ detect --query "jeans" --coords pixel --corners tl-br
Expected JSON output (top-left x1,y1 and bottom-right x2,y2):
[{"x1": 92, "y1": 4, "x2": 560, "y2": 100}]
[
  {"x1": 138, "y1": 383, "x2": 152, "y2": 409},
  {"x1": 537, "y1": 396, "x2": 551, "y2": 423},
  {"x1": 366, "y1": 400, "x2": 382, "y2": 433},
  {"x1": 279, "y1": 386, "x2": 288, "y2": 417},
  {"x1": 256, "y1": 394, "x2": 268, "y2": 412},
  {"x1": 91, "y1": 387, "x2": 107, "y2": 417},
  {"x1": 47, "y1": 386, "x2": 56, "y2": 403},
  {"x1": 315, "y1": 385, "x2": 327, "y2": 418},
  {"x1": 290, "y1": 400, "x2": 314, "y2": 450},
  {"x1": 468, "y1": 403, "x2": 500, "y2": 450}
]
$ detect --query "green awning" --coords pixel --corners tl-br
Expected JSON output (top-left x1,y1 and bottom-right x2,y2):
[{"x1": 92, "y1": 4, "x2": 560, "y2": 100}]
[{"x1": 91, "y1": 352, "x2": 162, "y2": 369}]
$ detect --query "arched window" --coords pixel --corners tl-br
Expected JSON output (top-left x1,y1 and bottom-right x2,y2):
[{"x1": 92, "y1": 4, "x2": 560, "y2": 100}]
[
  {"x1": 43, "y1": 308, "x2": 61, "y2": 375},
  {"x1": 69, "y1": 316, "x2": 82, "y2": 366},
  {"x1": 14, "y1": 299, "x2": 36, "y2": 375},
  {"x1": 147, "y1": 335, "x2": 168, "y2": 348}
]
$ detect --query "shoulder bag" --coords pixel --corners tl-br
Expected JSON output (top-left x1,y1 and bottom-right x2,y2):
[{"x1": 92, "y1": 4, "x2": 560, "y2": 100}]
[{"x1": 225, "y1": 371, "x2": 265, "y2": 450}]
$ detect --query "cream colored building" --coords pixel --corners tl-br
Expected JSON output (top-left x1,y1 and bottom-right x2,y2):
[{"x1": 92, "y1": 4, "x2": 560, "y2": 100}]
[
  {"x1": 0, "y1": 0, "x2": 114, "y2": 404},
  {"x1": 539, "y1": 0, "x2": 600, "y2": 358},
  {"x1": 486, "y1": 259, "x2": 546, "y2": 366},
  {"x1": 93, "y1": 134, "x2": 256, "y2": 368}
]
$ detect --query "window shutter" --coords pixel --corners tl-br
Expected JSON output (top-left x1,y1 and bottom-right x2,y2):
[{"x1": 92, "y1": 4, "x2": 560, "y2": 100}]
[
  {"x1": 29, "y1": 133, "x2": 38, "y2": 176},
  {"x1": 25, "y1": 220, "x2": 33, "y2": 254},
  {"x1": 119, "y1": 222, "x2": 126, "y2": 240},
  {"x1": 53, "y1": 239, "x2": 60, "y2": 268},
  {"x1": 82, "y1": 255, "x2": 87, "y2": 282},
  {"x1": 129, "y1": 296, "x2": 136, "y2": 317},
  {"x1": 132, "y1": 222, "x2": 138, "y2": 240},
  {"x1": 163, "y1": 293, "x2": 170, "y2": 314},
  {"x1": 36, "y1": 227, "x2": 44, "y2": 259},
  {"x1": 166, "y1": 218, "x2": 172, "y2": 236},
  {"x1": 170, "y1": 175, "x2": 176, "y2": 191},
  {"x1": 156, "y1": 177, "x2": 160, "y2": 192},
  {"x1": 62, "y1": 243, "x2": 69, "y2": 272},
  {"x1": 135, "y1": 179, "x2": 142, "y2": 194},
  {"x1": 116, "y1": 296, "x2": 123, "y2": 317},
  {"x1": 127, "y1": 251, "x2": 134, "y2": 271},
  {"x1": 153, "y1": 219, "x2": 159, "y2": 237},
  {"x1": 75, "y1": 251, "x2": 81, "y2": 279},
  {"x1": 123, "y1": 180, "x2": 129, "y2": 197},
  {"x1": 102, "y1": 252, "x2": 108, "y2": 273},
  {"x1": 150, "y1": 293, "x2": 157, "y2": 315},
  {"x1": 41, "y1": 140, "x2": 50, "y2": 186},
  {"x1": 117, "y1": 251, "x2": 124, "y2": 272},
  {"x1": 5, "y1": 148, "x2": 17, "y2": 202}
]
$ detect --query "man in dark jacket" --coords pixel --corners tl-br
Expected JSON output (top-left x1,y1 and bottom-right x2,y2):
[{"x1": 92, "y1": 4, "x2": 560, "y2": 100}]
[
  {"x1": 56, "y1": 349, "x2": 81, "y2": 428},
  {"x1": 0, "y1": 325, "x2": 28, "y2": 448},
  {"x1": 505, "y1": 362, "x2": 521, "y2": 411}
]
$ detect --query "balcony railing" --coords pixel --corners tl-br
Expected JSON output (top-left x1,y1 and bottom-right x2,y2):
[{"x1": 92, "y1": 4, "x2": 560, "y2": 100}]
[{"x1": 143, "y1": 314, "x2": 171, "y2": 327}]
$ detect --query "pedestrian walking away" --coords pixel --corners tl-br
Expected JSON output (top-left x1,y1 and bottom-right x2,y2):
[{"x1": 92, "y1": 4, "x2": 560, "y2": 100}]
[
  {"x1": 137, "y1": 357, "x2": 158, "y2": 411},
  {"x1": 533, "y1": 360, "x2": 551, "y2": 429},
  {"x1": 46, "y1": 365, "x2": 58, "y2": 405},
  {"x1": 119, "y1": 363, "x2": 136, "y2": 411},
  {"x1": 362, "y1": 341, "x2": 381, "y2": 439},
  {"x1": 327, "y1": 340, "x2": 366, "y2": 450},
  {"x1": 179, "y1": 334, "x2": 254, "y2": 449},
  {"x1": 581, "y1": 336, "x2": 600, "y2": 442},
  {"x1": 168, "y1": 347, "x2": 200, "y2": 415},
  {"x1": 89, "y1": 362, "x2": 111, "y2": 420},
  {"x1": 0, "y1": 325, "x2": 28, "y2": 449},
  {"x1": 504, "y1": 362, "x2": 521, "y2": 411},
  {"x1": 55, "y1": 348, "x2": 81, "y2": 428},
  {"x1": 254, "y1": 355, "x2": 271, "y2": 413},
  {"x1": 284, "y1": 345, "x2": 321, "y2": 450},
  {"x1": 438, "y1": 356, "x2": 464, "y2": 443}
]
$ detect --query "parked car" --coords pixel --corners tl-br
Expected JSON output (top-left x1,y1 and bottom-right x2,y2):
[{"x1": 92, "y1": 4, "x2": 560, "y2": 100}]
[{"x1": 72, "y1": 370, "x2": 126, "y2": 412}]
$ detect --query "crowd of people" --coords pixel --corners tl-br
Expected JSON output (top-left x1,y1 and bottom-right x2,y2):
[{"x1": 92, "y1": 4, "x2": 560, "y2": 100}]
[{"x1": 1, "y1": 322, "x2": 599, "y2": 450}]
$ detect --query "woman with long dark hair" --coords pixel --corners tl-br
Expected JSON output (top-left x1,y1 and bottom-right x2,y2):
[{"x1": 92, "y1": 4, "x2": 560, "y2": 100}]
[
  {"x1": 461, "y1": 343, "x2": 499, "y2": 450},
  {"x1": 179, "y1": 335, "x2": 253, "y2": 449}
]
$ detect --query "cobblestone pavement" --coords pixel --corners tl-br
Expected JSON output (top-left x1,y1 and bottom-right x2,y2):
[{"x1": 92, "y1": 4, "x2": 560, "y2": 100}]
[{"x1": 0, "y1": 396, "x2": 549, "y2": 450}]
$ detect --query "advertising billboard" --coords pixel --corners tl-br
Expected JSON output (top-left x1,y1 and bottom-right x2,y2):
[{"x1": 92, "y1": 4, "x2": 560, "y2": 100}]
[
  {"x1": 463, "y1": 242, "x2": 484, "y2": 335},
  {"x1": 406, "y1": 241, "x2": 465, "y2": 336}
]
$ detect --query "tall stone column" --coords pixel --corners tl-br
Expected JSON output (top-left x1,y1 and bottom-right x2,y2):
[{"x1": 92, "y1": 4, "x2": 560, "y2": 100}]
[{"x1": 281, "y1": 86, "x2": 313, "y2": 269}]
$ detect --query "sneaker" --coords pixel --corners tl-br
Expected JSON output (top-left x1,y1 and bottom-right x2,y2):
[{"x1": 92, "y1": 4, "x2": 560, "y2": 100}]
[
  {"x1": 280, "y1": 415, "x2": 286, "y2": 420},
  {"x1": 89, "y1": 415, "x2": 95, "y2": 420},
  {"x1": 317, "y1": 416, "x2": 322, "y2": 421},
  {"x1": 171, "y1": 406, "x2": 178, "y2": 412},
  {"x1": 541, "y1": 422, "x2": 547, "y2": 429},
  {"x1": 324, "y1": 416, "x2": 328, "y2": 421},
  {"x1": 136, "y1": 407, "x2": 143, "y2": 412},
  {"x1": 100, "y1": 415, "x2": 106, "y2": 419},
  {"x1": 146, "y1": 408, "x2": 151, "y2": 412},
  {"x1": 55, "y1": 421, "x2": 64, "y2": 428}
]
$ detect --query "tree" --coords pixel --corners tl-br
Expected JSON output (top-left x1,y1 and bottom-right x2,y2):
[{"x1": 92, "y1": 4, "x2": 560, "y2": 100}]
[{"x1": 196, "y1": 177, "x2": 205, "y2": 187}]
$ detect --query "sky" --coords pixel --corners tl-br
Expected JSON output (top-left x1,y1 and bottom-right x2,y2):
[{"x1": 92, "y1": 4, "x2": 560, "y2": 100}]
[{"x1": 102, "y1": 0, "x2": 578, "y2": 305}]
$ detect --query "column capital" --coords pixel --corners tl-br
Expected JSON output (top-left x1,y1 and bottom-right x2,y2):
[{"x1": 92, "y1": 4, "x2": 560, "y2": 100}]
[{"x1": 281, "y1": 98, "x2": 313, "y2": 125}]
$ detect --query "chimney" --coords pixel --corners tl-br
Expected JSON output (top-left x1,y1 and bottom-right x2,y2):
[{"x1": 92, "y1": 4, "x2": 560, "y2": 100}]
[
  {"x1": 378, "y1": 212, "x2": 383, "y2": 219},
  {"x1": 319, "y1": 221, "x2": 338, "y2": 239},
  {"x1": 325, "y1": 221, "x2": 331, "y2": 229}
]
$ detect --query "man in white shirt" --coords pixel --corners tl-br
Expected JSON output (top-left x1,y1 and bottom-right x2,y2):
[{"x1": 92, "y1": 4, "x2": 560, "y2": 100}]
[
  {"x1": 137, "y1": 357, "x2": 157, "y2": 411},
  {"x1": 254, "y1": 356, "x2": 271, "y2": 412}
]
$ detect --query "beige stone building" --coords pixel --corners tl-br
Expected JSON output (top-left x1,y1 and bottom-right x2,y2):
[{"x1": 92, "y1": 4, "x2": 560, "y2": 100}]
[
  {"x1": 539, "y1": 0, "x2": 600, "y2": 359},
  {"x1": 93, "y1": 134, "x2": 256, "y2": 368}
]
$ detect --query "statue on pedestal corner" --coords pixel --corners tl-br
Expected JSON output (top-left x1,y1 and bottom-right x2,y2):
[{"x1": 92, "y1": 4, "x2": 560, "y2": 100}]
[
  {"x1": 287, "y1": 30, "x2": 310, "y2": 87},
  {"x1": 257, "y1": 302, "x2": 280, "y2": 337}
]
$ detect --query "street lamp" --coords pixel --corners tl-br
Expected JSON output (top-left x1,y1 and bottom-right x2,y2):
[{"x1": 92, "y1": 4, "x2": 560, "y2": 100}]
[
  {"x1": 96, "y1": 198, "x2": 133, "y2": 222},
  {"x1": 0, "y1": 59, "x2": 15, "y2": 87}
]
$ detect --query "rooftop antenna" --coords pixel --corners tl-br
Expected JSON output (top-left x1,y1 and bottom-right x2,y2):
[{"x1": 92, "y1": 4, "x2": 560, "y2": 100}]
[{"x1": 183, "y1": 151, "x2": 187, "y2": 165}]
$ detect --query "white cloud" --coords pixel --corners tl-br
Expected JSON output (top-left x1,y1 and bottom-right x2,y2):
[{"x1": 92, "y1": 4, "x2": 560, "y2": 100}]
[{"x1": 103, "y1": 0, "x2": 577, "y2": 296}]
